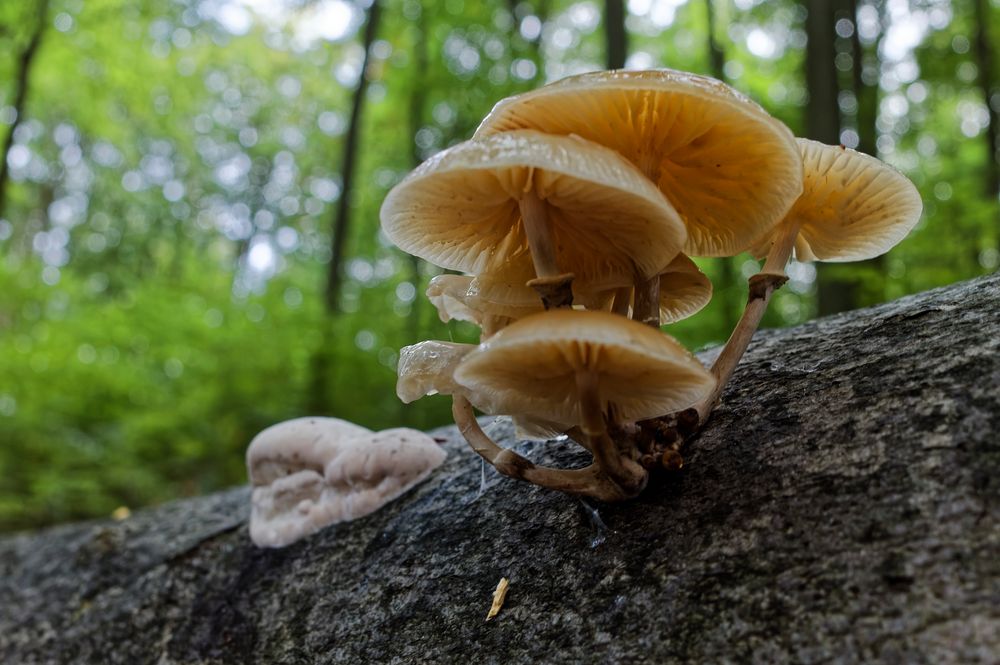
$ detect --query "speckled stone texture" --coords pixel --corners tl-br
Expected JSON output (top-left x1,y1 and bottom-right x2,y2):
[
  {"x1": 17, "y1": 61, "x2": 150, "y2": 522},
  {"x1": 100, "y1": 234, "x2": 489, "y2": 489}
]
[{"x1": 1, "y1": 273, "x2": 998, "y2": 665}]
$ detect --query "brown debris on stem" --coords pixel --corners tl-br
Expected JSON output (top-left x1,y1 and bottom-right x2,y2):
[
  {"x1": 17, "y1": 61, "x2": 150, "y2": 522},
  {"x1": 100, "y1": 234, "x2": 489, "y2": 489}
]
[{"x1": 527, "y1": 273, "x2": 576, "y2": 310}]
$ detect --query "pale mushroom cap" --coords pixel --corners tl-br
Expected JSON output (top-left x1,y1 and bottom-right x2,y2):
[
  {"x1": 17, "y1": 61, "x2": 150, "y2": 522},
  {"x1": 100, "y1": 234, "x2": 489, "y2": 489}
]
[
  {"x1": 453, "y1": 309, "x2": 715, "y2": 424},
  {"x1": 246, "y1": 416, "x2": 372, "y2": 486},
  {"x1": 425, "y1": 275, "x2": 482, "y2": 326},
  {"x1": 475, "y1": 69, "x2": 803, "y2": 257},
  {"x1": 656, "y1": 253, "x2": 713, "y2": 323},
  {"x1": 249, "y1": 423, "x2": 446, "y2": 548},
  {"x1": 396, "y1": 340, "x2": 475, "y2": 403},
  {"x1": 380, "y1": 129, "x2": 687, "y2": 286},
  {"x1": 425, "y1": 272, "x2": 542, "y2": 326},
  {"x1": 750, "y1": 139, "x2": 923, "y2": 262}
]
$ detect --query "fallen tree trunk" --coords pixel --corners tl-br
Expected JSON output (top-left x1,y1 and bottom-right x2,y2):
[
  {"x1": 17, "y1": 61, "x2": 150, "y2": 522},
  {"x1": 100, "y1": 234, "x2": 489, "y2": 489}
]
[{"x1": 2, "y1": 274, "x2": 998, "y2": 664}]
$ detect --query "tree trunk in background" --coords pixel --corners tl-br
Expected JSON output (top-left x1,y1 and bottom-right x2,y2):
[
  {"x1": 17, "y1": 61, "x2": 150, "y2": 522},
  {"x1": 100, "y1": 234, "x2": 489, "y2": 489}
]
[
  {"x1": 804, "y1": 0, "x2": 840, "y2": 144},
  {"x1": 308, "y1": 0, "x2": 381, "y2": 415},
  {"x1": 604, "y1": 0, "x2": 628, "y2": 69},
  {"x1": 806, "y1": 0, "x2": 857, "y2": 315},
  {"x1": 973, "y1": 0, "x2": 1000, "y2": 200},
  {"x1": 3, "y1": 273, "x2": 998, "y2": 663},
  {"x1": 842, "y1": 0, "x2": 887, "y2": 307},
  {"x1": 704, "y1": 0, "x2": 740, "y2": 331},
  {"x1": 849, "y1": 0, "x2": 879, "y2": 157},
  {"x1": 0, "y1": 0, "x2": 49, "y2": 223},
  {"x1": 324, "y1": 0, "x2": 382, "y2": 314}
]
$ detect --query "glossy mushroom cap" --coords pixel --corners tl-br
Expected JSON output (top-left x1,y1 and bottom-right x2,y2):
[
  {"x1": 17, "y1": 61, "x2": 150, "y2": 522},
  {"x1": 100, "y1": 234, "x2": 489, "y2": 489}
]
[
  {"x1": 656, "y1": 254, "x2": 713, "y2": 323},
  {"x1": 247, "y1": 419, "x2": 445, "y2": 548},
  {"x1": 396, "y1": 340, "x2": 475, "y2": 404},
  {"x1": 453, "y1": 309, "x2": 715, "y2": 424},
  {"x1": 425, "y1": 272, "x2": 542, "y2": 327},
  {"x1": 750, "y1": 139, "x2": 923, "y2": 262},
  {"x1": 475, "y1": 69, "x2": 802, "y2": 257},
  {"x1": 380, "y1": 129, "x2": 687, "y2": 288}
]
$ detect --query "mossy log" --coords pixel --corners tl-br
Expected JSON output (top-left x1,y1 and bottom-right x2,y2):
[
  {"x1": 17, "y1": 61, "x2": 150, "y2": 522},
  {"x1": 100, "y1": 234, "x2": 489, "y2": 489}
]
[{"x1": 2, "y1": 273, "x2": 998, "y2": 664}]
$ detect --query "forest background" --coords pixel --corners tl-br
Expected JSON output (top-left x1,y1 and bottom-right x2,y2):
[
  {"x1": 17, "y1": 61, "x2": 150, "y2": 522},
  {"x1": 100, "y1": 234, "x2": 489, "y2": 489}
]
[{"x1": 0, "y1": 0, "x2": 996, "y2": 531}]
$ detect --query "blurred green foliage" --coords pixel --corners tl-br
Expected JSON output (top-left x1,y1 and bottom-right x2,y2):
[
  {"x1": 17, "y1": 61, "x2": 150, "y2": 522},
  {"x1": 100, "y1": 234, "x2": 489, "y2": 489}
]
[{"x1": 0, "y1": 0, "x2": 997, "y2": 530}]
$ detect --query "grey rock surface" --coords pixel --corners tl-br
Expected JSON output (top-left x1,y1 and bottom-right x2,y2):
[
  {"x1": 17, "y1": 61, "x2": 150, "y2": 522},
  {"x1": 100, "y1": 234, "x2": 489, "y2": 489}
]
[{"x1": 1, "y1": 273, "x2": 998, "y2": 664}]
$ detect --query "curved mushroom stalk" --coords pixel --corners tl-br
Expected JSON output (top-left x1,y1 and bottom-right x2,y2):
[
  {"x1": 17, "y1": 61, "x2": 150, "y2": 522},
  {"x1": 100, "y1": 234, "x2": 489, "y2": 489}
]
[
  {"x1": 696, "y1": 139, "x2": 923, "y2": 424},
  {"x1": 519, "y1": 190, "x2": 576, "y2": 310},
  {"x1": 694, "y1": 219, "x2": 800, "y2": 423},
  {"x1": 451, "y1": 395, "x2": 641, "y2": 502}
]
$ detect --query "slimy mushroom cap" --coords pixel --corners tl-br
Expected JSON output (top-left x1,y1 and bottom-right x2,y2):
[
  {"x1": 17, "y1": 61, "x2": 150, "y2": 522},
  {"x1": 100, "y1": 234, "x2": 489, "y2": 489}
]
[
  {"x1": 751, "y1": 139, "x2": 923, "y2": 262},
  {"x1": 475, "y1": 69, "x2": 803, "y2": 257},
  {"x1": 380, "y1": 129, "x2": 686, "y2": 287},
  {"x1": 453, "y1": 309, "x2": 715, "y2": 424},
  {"x1": 396, "y1": 340, "x2": 475, "y2": 403},
  {"x1": 425, "y1": 271, "x2": 542, "y2": 327},
  {"x1": 656, "y1": 253, "x2": 713, "y2": 323}
]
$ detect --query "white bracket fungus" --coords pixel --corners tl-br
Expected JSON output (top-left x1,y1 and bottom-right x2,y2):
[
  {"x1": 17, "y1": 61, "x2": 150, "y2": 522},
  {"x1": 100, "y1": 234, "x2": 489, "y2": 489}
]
[{"x1": 247, "y1": 418, "x2": 446, "y2": 548}]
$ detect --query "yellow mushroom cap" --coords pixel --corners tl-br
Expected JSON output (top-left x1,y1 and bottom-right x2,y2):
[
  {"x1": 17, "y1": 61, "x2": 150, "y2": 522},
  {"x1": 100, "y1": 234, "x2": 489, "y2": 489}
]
[
  {"x1": 453, "y1": 309, "x2": 715, "y2": 424},
  {"x1": 655, "y1": 254, "x2": 713, "y2": 323},
  {"x1": 750, "y1": 139, "x2": 923, "y2": 262},
  {"x1": 475, "y1": 69, "x2": 802, "y2": 257},
  {"x1": 380, "y1": 129, "x2": 687, "y2": 287}
]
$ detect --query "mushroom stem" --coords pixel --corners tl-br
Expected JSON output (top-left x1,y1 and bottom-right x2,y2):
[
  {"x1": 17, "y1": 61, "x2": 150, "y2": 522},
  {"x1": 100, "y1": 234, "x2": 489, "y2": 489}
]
[
  {"x1": 694, "y1": 220, "x2": 801, "y2": 424},
  {"x1": 761, "y1": 217, "x2": 800, "y2": 276},
  {"x1": 520, "y1": 190, "x2": 575, "y2": 310},
  {"x1": 575, "y1": 370, "x2": 647, "y2": 495},
  {"x1": 452, "y1": 394, "x2": 506, "y2": 464},
  {"x1": 451, "y1": 395, "x2": 632, "y2": 501},
  {"x1": 632, "y1": 273, "x2": 661, "y2": 328},
  {"x1": 519, "y1": 190, "x2": 559, "y2": 279},
  {"x1": 610, "y1": 286, "x2": 632, "y2": 316}
]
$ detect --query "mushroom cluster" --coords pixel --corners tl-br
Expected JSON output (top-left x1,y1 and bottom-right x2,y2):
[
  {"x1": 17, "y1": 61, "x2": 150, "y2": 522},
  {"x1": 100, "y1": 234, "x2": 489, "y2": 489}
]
[{"x1": 384, "y1": 69, "x2": 922, "y2": 502}]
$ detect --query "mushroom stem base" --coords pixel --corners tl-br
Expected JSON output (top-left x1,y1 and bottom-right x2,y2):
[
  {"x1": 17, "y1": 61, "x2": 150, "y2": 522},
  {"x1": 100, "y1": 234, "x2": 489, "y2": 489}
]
[
  {"x1": 451, "y1": 395, "x2": 644, "y2": 502},
  {"x1": 748, "y1": 272, "x2": 789, "y2": 302}
]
